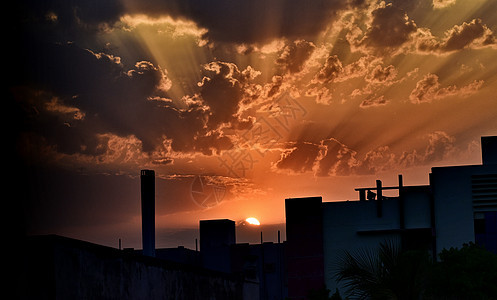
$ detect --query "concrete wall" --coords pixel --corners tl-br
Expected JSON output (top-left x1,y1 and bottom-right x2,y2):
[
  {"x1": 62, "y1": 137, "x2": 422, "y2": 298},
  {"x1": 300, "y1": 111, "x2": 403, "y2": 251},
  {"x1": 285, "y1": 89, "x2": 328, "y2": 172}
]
[
  {"x1": 431, "y1": 164, "x2": 497, "y2": 255},
  {"x1": 21, "y1": 235, "x2": 258, "y2": 300},
  {"x1": 403, "y1": 186, "x2": 432, "y2": 229},
  {"x1": 322, "y1": 199, "x2": 402, "y2": 294},
  {"x1": 431, "y1": 166, "x2": 475, "y2": 255}
]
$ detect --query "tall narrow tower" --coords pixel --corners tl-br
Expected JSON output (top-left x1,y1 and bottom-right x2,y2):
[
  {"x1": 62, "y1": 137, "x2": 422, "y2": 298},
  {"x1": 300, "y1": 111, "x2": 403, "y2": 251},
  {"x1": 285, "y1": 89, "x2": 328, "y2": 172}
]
[{"x1": 141, "y1": 169, "x2": 155, "y2": 257}]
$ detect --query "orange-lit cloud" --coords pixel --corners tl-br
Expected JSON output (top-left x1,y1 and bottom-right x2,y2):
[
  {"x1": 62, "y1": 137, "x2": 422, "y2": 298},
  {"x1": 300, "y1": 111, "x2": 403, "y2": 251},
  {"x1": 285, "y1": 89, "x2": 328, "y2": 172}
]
[
  {"x1": 415, "y1": 18, "x2": 496, "y2": 54},
  {"x1": 409, "y1": 73, "x2": 484, "y2": 103},
  {"x1": 272, "y1": 132, "x2": 480, "y2": 177}
]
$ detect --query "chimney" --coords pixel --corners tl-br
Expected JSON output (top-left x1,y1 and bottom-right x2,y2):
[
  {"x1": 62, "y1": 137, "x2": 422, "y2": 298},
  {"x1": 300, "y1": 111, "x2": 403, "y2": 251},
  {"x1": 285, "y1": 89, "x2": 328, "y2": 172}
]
[
  {"x1": 376, "y1": 180, "x2": 383, "y2": 218},
  {"x1": 141, "y1": 169, "x2": 155, "y2": 257}
]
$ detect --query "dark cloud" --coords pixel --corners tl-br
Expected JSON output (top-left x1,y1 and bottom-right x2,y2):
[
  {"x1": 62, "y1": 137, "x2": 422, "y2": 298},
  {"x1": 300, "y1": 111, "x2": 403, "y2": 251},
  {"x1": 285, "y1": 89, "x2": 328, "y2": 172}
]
[
  {"x1": 275, "y1": 142, "x2": 320, "y2": 173},
  {"x1": 11, "y1": 0, "x2": 366, "y2": 45},
  {"x1": 274, "y1": 139, "x2": 357, "y2": 176},
  {"x1": 443, "y1": 18, "x2": 489, "y2": 51},
  {"x1": 198, "y1": 61, "x2": 260, "y2": 128},
  {"x1": 415, "y1": 19, "x2": 496, "y2": 53},
  {"x1": 10, "y1": 0, "x2": 124, "y2": 46},
  {"x1": 354, "y1": 3, "x2": 417, "y2": 55},
  {"x1": 316, "y1": 138, "x2": 356, "y2": 176},
  {"x1": 276, "y1": 40, "x2": 316, "y2": 73},
  {"x1": 11, "y1": 1, "x2": 282, "y2": 163},
  {"x1": 125, "y1": 0, "x2": 356, "y2": 44},
  {"x1": 267, "y1": 76, "x2": 284, "y2": 98},
  {"x1": 12, "y1": 41, "x2": 239, "y2": 161},
  {"x1": 314, "y1": 55, "x2": 343, "y2": 84}
]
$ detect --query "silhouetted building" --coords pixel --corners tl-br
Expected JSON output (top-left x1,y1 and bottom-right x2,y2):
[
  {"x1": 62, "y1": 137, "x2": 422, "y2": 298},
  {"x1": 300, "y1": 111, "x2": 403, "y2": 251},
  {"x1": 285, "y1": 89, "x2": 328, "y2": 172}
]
[
  {"x1": 285, "y1": 136, "x2": 497, "y2": 298},
  {"x1": 230, "y1": 241, "x2": 287, "y2": 300},
  {"x1": 321, "y1": 179, "x2": 434, "y2": 296},
  {"x1": 285, "y1": 197, "x2": 324, "y2": 299},
  {"x1": 198, "y1": 219, "x2": 288, "y2": 300},
  {"x1": 253, "y1": 242, "x2": 287, "y2": 300},
  {"x1": 21, "y1": 235, "x2": 257, "y2": 299},
  {"x1": 141, "y1": 169, "x2": 155, "y2": 257},
  {"x1": 431, "y1": 136, "x2": 497, "y2": 255},
  {"x1": 200, "y1": 219, "x2": 236, "y2": 273},
  {"x1": 482, "y1": 135, "x2": 497, "y2": 165},
  {"x1": 155, "y1": 246, "x2": 200, "y2": 267}
]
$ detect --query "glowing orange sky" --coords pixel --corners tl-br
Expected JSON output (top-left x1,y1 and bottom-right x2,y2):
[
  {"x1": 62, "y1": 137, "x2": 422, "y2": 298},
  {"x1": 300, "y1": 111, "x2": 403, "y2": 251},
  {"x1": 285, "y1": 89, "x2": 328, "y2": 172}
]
[{"x1": 12, "y1": 0, "x2": 497, "y2": 249}]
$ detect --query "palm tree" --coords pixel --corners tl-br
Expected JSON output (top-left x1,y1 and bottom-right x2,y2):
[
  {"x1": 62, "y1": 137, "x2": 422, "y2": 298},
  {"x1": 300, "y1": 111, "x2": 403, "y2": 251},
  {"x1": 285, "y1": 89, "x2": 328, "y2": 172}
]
[{"x1": 334, "y1": 240, "x2": 431, "y2": 300}]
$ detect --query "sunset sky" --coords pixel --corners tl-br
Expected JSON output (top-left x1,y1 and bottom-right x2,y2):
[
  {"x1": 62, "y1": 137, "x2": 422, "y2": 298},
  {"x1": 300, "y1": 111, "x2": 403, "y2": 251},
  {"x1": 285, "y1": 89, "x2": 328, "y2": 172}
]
[{"x1": 12, "y1": 0, "x2": 497, "y2": 249}]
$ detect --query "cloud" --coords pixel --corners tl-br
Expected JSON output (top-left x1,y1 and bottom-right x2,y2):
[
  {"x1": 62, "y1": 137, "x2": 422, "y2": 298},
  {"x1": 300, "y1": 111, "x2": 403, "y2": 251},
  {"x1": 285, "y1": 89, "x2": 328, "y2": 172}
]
[
  {"x1": 432, "y1": 0, "x2": 457, "y2": 9},
  {"x1": 308, "y1": 54, "x2": 398, "y2": 106},
  {"x1": 399, "y1": 131, "x2": 456, "y2": 167},
  {"x1": 305, "y1": 86, "x2": 333, "y2": 105},
  {"x1": 274, "y1": 142, "x2": 320, "y2": 173},
  {"x1": 126, "y1": 0, "x2": 356, "y2": 44},
  {"x1": 409, "y1": 73, "x2": 484, "y2": 103},
  {"x1": 11, "y1": 0, "x2": 362, "y2": 46},
  {"x1": 365, "y1": 64, "x2": 398, "y2": 84},
  {"x1": 343, "y1": 3, "x2": 496, "y2": 57},
  {"x1": 273, "y1": 131, "x2": 470, "y2": 176},
  {"x1": 352, "y1": 63, "x2": 398, "y2": 106},
  {"x1": 442, "y1": 19, "x2": 496, "y2": 51},
  {"x1": 13, "y1": 42, "x2": 252, "y2": 166},
  {"x1": 313, "y1": 54, "x2": 343, "y2": 84},
  {"x1": 356, "y1": 146, "x2": 396, "y2": 174},
  {"x1": 423, "y1": 131, "x2": 456, "y2": 162},
  {"x1": 276, "y1": 40, "x2": 316, "y2": 74},
  {"x1": 198, "y1": 61, "x2": 261, "y2": 128},
  {"x1": 360, "y1": 95, "x2": 389, "y2": 108},
  {"x1": 274, "y1": 138, "x2": 359, "y2": 176},
  {"x1": 350, "y1": 3, "x2": 417, "y2": 55},
  {"x1": 12, "y1": 0, "x2": 278, "y2": 166},
  {"x1": 415, "y1": 19, "x2": 497, "y2": 54},
  {"x1": 337, "y1": 55, "x2": 383, "y2": 82},
  {"x1": 119, "y1": 14, "x2": 208, "y2": 38},
  {"x1": 409, "y1": 73, "x2": 441, "y2": 103},
  {"x1": 316, "y1": 138, "x2": 358, "y2": 176}
]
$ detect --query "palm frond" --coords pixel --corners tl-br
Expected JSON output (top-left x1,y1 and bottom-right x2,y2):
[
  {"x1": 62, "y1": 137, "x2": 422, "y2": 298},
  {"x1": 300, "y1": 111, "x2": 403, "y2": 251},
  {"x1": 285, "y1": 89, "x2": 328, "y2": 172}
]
[{"x1": 334, "y1": 240, "x2": 401, "y2": 300}]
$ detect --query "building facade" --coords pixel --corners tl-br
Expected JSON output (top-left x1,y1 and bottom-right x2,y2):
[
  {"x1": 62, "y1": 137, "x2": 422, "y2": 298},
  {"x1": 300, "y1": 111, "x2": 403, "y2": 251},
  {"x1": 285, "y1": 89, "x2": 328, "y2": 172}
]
[{"x1": 285, "y1": 136, "x2": 497, "y2": 299}]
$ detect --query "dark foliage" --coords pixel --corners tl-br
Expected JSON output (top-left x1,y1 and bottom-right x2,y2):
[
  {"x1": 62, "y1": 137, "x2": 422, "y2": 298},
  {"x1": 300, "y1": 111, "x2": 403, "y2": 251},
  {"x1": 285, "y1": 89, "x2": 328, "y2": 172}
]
[
  {"x1": 334, "y1": 241, "x2": 497, "y2": 299},
  {"x1": 335, "y1": 240, "x2": 431, "y2": 300},
  {"x1": 425, "y1": 242, "x2": 497, "y2": 299}
]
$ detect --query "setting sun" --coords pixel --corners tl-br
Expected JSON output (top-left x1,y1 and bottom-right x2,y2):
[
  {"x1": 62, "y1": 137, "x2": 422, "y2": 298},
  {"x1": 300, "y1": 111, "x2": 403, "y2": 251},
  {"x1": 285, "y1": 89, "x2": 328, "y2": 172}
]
[{"x1": 245, "y1": 217, "x2": 261, "y2": 226}]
